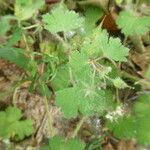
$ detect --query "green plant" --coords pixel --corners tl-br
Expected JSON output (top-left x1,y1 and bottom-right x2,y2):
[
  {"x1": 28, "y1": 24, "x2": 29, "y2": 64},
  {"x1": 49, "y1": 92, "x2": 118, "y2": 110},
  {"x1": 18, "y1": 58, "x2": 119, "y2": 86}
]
[
  {"x1": 15, "y1": 0, "x2": 44, "y2": 21},
  {"x1": 42, "y1": 5, "x2": 84, "y2": 33},
  {"x1": 0, "y1": 0, "x2": 150, "y2": 149},
  {"x1": 107, "y1": 93, "x2": 150, "y2": 145},
  {"x1": 0, "y1": 106, "x2": 33, "y2": 141},
  {"x1": 116, "y1": 10, "x2": 150, "y2": 53},
  {"x1": 117, "y1": 10, "x2": 150, "y2": 36}
]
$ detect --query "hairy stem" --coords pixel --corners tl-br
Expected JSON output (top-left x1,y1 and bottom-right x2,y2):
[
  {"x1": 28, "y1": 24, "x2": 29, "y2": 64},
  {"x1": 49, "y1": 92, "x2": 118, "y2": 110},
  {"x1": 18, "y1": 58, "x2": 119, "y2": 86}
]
[
  {"x1": 23, "y1": 23, "x2": 40, "y2": 30},
  {"x1": 71, "y1": 117, "x2": 87, "y2": 138}
]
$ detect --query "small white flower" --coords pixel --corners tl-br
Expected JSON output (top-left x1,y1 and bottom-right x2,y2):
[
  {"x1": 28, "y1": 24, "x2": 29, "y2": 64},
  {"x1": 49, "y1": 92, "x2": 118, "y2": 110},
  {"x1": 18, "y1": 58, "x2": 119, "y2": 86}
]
[{"x1": 106, "y1": 106, "x2": 125, "y2": 122}]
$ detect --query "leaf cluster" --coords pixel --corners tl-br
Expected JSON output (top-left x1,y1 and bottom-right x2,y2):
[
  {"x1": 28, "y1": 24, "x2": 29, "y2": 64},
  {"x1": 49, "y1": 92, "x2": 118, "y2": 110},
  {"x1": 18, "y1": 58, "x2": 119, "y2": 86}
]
[{"x1": 0, "y1": 107, "x2": 33, "y2": 141}]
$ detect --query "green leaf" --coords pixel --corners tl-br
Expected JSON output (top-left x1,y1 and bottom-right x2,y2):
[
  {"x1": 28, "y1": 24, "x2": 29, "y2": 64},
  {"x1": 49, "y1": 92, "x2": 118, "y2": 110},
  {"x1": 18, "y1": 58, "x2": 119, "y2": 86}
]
[
  {"x1": 69, "y1": 51, "x2": 92, "y2": 82},
  {"x1": 43, "y1": 136, "x2": 85, "y2": 150},
  {"x1": 56, "y1": 87, "x2": 79, "y2": 118},
  {"x1": 81, "y1": 29, "x2": 103, "y2": 57},
  {"x1": 113, "y1": 77, "x2": 128, "y2": 89},
  {"x1": 0, "y1": 106, "x2": 33, "y2": 140},
  {"x1": 66, "y1": 137, "x2": 85, "y2": 150},
  {"x1": 100, "y1": 30, "x2": 129, "y2": 62},
  {"x1": 42, "y1": 5, "x2": 84, "y2": 33},
  {"x1": 6, "y1": 107, "x2": 22, "y2": 123},
  {"x1": 107, "y1": 116, "x2": 136, "y2": 139},
  {"x1": 133, "y1": 94, "x2": 150, "y2": 145},
  {"x1": 145, "y1": 65, "x2": 150, "y2": 79},
  {"x1": 49, "y1": 136, "x2": 65, "y2": 150},
  {"x1": 134, "y1": 94, "x2": 150, "y2": 116},
  {"x1": 17, "y1": 120, "x2": 33, "y2": 140},
  {"x1": 7, "y1": 28, "x2": 22, "y2": 46},
  {"x1": 107, "y1": 94, "x2": 150, "y2": 145},
  {"x1": 84, "y1": 6, "x2": 103, "y2": 34},
  {"x1": 56, "y1": 84, "x2": 108, "y2": 118},
  {"x1": 51, "y1": 65, "x2": 70, "y2": 90},
  {"x1": 79, "y1": 89, "x2": 106, "y2": 116},
  {"x1": 39, "y1": 82, "x2": 52, "y2": 99},
  {"x1": 81, "y1": 29, "x2": 129, "y2": 61},
  {"x1": 0, "y1": 47, "x2": 31, "y2": 70},
  {"x1": 15, "y1": 0, "x2": 44, "y2": 20},
  {"x1": 0, "y1": 16, "x2": 12, "y2": 36},
  {"x1": 117, "y1": 11, "x2": 150, "y2": 36}
]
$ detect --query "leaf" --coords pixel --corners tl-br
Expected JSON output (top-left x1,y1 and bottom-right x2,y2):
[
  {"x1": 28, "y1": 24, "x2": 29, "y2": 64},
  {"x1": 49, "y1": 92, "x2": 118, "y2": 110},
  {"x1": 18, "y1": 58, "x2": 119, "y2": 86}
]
[
  {"x1": 100, "y1": 30, "x2": 129, "y2": 62},
  {"x1": 145, "y1": 65, "x2": 150, "y2": 79},
  {"x1": 15, "y1": 120, "x2": 33, "y2": 141},
  {"x1": 79, "y1": 89, "x2": 107, "y2": 116},
  {"x1": 42, "y1": 5, "x2": 84, "y2": 33},
  {"x1": 81, "y1": 29, "x2": 129, "y2": 62},
  {"x1": 107, "y1": 93, "x2": 150, "y2": 145},
  {"x1": 113, "y1": 77, "x2": 128, "y2": 89},
  {"x1": 15, "y1": 0, "x2": 44, "y2": 20},
  {"x1": 81, "y1": 29, "x2": 103, "y2": 57},
  {"x1": 66, "y1": 137, "x2": 85, "y2": 150},
  {"x1": 0, "y1": 106, "x2": 33, "y2": 140},
  {"x1": 0, "y1": 15, "x2": 13, "y2": 36},
  {"x1": 69, "y1": 51, "x2": 92, "y2": 82},
  {"x1": 133, "y1": 94, "x2": 150, "y2": 145},
  {"x1": 84, "y1": 6, "x2": 103, "y2": 34},
  {"x1": 0, "y1": 47, "x2": 31, "y2": 70},
  {"x1": 56, "y1": 87, "x2": 79, "y2": 118},
  {"x1": 43, "y1": 136, "x2": 85, "y2": 150},
  {"x1": 51, "y1": 64, "x2": 70, "y2": 90},
  {"x1": 7, "y1": 28, "x2": 22, "y2": 46},
  {"x1": 134, "y1": 94, "x2": 150, "y2": 116},
  {"x1": 56, "y1": 84, "x2": 108, "y2": 118},
  {"x1": 56, "y1": 50, "x2": 115, "y2": 118},
  {"x1": 107, "y1": 116, "x2": 136, "y2": 139},
  {"x1": 117, "y1": 10, "x2": 150, "y2": 36},
  {"x1": 6, "y1": 106, "x2": 22, "y2": 123}
]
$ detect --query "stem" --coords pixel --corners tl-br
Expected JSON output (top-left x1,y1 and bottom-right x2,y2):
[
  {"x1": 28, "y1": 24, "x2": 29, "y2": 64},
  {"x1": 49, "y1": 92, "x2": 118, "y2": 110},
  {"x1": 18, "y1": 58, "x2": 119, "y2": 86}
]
[
  {"x1": 43, "y1": 96, "x2": 55, "y2": 137},
  {"x1": 121, "y1": 71, "x2": 150, "y2": 87},
  {"x1": 12, "y1": 86, "x2": 19, "y2": 106},
  {"x1": 69, "y1": 65, "x2": 75, "y2": 86},
  {"x1": 12, "y1": 74, "x2": 25, "y2": 106},
  {"x1": 123, "y1": 36, "x2": 128, "y2": 45},
  {"x1": 71, "y1": 117, "x2": 87, "y2": 138},
  {"x1": 116, "y1": 88, "x2": 120, "y2": 102},
  {"x1": 53, "y1": 33, "x2": 71, "y2": 50},
  {"x1": 18, "y1": 20, "x2": 30, "y2": 51},
  {"x1": 22, "y1": 33, "x2": 30, "y2": 51},
  {"x1": 23, "y1": 24, "x2": 40, "y2": 30}
]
